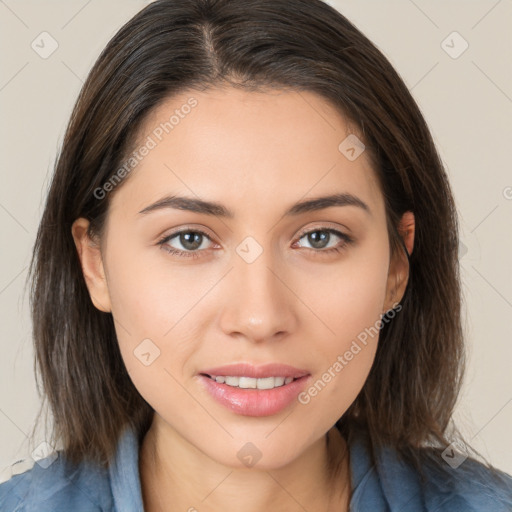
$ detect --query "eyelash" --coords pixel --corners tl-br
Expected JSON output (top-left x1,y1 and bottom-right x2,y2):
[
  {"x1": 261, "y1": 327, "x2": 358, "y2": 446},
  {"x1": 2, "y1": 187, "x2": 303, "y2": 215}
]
[{"x1": 157, "y1": 226, "x2": 354, "y2": 260}]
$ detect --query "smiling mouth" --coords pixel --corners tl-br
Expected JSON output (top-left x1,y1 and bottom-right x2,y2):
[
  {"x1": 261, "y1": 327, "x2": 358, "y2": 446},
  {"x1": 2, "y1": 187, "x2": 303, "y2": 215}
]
[{"x1": 198, "y1": 371, "x2": 312, "y2": 416}]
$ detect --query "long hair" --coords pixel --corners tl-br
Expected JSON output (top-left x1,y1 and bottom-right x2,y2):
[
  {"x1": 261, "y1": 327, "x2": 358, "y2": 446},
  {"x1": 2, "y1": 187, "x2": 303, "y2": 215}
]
[{"x1": 28, "y1": 0, "x2": 478, "y2": 479}]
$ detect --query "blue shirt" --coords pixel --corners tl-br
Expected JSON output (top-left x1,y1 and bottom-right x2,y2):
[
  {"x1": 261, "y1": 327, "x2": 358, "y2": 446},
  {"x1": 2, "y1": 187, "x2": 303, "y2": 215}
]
[{"x1": 1, "y1": 425, "x2": 511, "y2": 511}]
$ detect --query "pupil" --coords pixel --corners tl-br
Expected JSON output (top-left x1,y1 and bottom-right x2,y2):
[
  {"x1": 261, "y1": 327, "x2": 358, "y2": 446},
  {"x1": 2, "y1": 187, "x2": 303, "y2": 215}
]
[
  {"x1": 181, "y1": 232, "x2": 202, "y2": 250},
  {"x1": 308, "y1": 231, "x2": 329, "y2": 249}
]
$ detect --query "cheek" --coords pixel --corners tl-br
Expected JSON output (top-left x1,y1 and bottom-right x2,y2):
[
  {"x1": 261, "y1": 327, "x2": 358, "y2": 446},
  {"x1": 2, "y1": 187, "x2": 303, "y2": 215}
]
[
  {"x1": 294, "y1": 242, "x2": 389, "y2": 415},
  {"x1": 102, "y1": 241, "x2": 209, "y2": 403},
  {"x1": 109, "y1": 267, "x2": 201, "y2": 418},
  {"x1": 296, "y1": 291, "x2": 382, "y2": 424},
  {"x1": 297, "y1": 239, "x2": 390, "y2": 347},
  {"x1": 104, "y1": 238, "x2": 213, "y2": 339}
]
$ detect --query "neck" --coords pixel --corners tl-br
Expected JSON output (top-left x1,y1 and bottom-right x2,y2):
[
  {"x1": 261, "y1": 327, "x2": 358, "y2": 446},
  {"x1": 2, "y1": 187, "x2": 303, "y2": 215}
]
[{"x1": 139, "y1": 419, "x2": 351, "y2": 512}]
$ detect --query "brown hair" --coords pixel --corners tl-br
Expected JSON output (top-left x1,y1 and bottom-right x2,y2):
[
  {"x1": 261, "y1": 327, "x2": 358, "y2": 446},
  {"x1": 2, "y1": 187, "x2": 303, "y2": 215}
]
[{"x1": 27, "y1": 0, "x2": 491, "y2": 482}]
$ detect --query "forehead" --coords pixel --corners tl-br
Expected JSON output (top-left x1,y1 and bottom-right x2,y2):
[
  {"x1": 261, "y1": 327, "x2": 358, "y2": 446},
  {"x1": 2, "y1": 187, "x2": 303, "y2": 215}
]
[{"x1": 111, "y1": 87, "x2": 384, "y2": 218}]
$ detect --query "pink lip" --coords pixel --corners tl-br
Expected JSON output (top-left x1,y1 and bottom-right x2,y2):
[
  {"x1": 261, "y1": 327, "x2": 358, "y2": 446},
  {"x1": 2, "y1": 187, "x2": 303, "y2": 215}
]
[
  {"x1": 197, "y1": 363, "x2": 311, "y2": 417},
  {"x1": 199, "y1": 362, "x2": 310, "y2": 379}
]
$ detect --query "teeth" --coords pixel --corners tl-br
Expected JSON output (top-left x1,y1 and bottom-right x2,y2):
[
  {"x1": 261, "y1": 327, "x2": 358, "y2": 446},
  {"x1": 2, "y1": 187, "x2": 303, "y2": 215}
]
[{"x1": 211, "y1": 375, "x2": 295, "y2": 389}]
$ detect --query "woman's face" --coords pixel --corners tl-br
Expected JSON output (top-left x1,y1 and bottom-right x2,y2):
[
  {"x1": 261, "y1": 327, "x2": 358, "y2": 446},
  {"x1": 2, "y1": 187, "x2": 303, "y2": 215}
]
[{"x1": 74, "y1": 87, "x2": 410, "y2": 469}]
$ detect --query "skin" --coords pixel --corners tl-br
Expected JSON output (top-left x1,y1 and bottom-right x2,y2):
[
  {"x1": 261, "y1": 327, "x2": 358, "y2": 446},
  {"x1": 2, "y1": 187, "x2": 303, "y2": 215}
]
[{"x1": 72, "y1": 87, "x2": 415, "y2": 512}]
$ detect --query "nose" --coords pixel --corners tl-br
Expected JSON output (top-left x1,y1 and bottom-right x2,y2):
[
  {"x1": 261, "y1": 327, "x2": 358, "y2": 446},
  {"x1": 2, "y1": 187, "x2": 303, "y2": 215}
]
[{"x1": 218, "y1": 249, "x2": 298, "y2": 344}]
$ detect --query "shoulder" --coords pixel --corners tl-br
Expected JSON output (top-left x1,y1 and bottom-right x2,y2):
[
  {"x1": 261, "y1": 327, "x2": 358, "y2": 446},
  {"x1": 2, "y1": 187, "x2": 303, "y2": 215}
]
[
  {"x1": 419, "y1": 453, "x2": 512, "y2": 512},
  {"x1": 349, "y1": 430, "x2": 512, "y2": 512},
  {"x1": 0, "y1": 450, "x2": 113, "y2": 511}
]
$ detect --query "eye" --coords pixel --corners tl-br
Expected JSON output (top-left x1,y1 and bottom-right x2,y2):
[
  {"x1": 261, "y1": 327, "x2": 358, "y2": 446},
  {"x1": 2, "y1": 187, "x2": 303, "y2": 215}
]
[
  {"x1": 157, "y1": 228, "x2": 216, "y2": 258},
  {"x1": 293, "y1": 227, "x2": 353, "y2": 255},
  {"x1": 157, "y1": 225, "x2": 354, "y2": 260}
]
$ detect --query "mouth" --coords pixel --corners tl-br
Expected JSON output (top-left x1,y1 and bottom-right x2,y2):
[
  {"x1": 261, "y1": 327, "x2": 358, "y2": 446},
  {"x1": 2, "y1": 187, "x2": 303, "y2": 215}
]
[
  {"x1": 198, "y1": 362, "x2": 310, "y2": 385},
  {"x1": 199, "y1": 373, "x2": 303, "y2": 389},
  {"x1": 196, "y1": 363, "x2": 312, "y2": 416}
]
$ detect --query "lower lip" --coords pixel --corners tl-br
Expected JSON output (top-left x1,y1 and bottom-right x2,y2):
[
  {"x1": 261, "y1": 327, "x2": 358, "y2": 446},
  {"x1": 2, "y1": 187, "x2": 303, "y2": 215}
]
[{"x1": 198, "y1": 374, "x2": 311, "y2": 417}]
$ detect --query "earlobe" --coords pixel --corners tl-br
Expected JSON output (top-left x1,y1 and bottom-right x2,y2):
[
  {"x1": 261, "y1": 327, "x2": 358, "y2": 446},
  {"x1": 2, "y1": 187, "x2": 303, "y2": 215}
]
[{"x1": 71, "y1": 218, "x2": 112, "y2": 313}]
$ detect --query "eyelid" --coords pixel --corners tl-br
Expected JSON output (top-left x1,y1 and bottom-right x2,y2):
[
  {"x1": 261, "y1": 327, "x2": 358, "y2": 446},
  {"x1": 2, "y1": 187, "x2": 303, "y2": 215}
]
[
  {"x1": 295, "y1": 221, "x2": 351, "y2": 239},
  {"x1": 158, "y1": 225, "x2": 217, "y2": 242}
]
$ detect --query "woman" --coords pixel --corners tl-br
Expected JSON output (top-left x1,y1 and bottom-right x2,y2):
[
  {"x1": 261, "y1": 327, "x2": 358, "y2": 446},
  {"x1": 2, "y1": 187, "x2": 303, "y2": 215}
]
[{"x1": 1, "y1": 0, "x2": 511, "y2": 510}]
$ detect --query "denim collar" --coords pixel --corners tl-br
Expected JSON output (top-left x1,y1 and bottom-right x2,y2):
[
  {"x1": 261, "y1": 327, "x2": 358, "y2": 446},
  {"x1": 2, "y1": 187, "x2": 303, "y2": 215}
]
[{"x1": 108, "y1": 425, "x2": 145, "y2": 512}]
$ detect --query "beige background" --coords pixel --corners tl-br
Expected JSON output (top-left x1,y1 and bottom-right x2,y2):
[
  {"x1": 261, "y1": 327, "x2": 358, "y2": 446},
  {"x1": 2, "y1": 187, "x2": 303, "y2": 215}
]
[{"x1": 1, "y1": 0, "x2": 511, "y2": 479}]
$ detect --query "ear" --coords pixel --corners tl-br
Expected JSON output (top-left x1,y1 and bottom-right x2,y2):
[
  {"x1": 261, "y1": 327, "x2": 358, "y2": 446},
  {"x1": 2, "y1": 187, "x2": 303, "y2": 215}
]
[
  {"x1": 383, "y1": 211, "x2": 415, "y2": 313},
  {"x1": 71, "y1": 218, "x2": 112, "y2": 313}
]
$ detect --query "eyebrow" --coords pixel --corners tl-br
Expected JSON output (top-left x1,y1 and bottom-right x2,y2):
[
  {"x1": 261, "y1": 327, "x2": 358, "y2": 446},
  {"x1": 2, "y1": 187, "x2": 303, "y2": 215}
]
[{"x1": 138, "y1": 192, "x2": 371, "y2": 218}]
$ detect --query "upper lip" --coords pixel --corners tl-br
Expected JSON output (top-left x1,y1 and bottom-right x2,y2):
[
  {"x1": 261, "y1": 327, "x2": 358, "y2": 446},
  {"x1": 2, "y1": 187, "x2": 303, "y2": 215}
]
[{"x1": 199, "y1": 363, "x2": 310, "y2": 379}]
